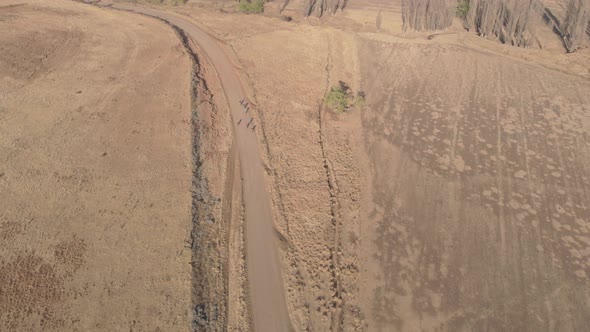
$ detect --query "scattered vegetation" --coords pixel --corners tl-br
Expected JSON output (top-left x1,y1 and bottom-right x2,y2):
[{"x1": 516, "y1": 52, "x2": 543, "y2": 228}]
[
  {"x1": 238, "y1": 0, "x2": 265, "y2": 14},
  {"x1": 402, "y1": 0, "x2": 455, "y2": 32},
  {"x1": 355, "y1": 91, "x2": 366, "y2": 107},
  {"x1": 302, "y1": 0, "x2": 350, "y2": 18},
  {"x1": 325, "y1": 81, "x2": 364, "y2": 113},
  {"x1": 463, "y1": 0, "x2": 540, "y2": 48},
  {"x1": 326, "y1": 84, "x2": 348, "y2": 112},
  {"x1": 456, "y1": 0, "x2": 469, "y2": 19},
  {"x1": 562, "y1": 0, "x2": 590, "y2": 53},
  {"x1": 404, "y1": 0, "x2": 557, "y2": 49}
]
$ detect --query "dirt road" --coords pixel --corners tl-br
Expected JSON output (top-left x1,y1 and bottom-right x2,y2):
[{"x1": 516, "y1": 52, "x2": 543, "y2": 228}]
[{"x1": 102, "y1": 2, "x2": 292, "y2": 331}]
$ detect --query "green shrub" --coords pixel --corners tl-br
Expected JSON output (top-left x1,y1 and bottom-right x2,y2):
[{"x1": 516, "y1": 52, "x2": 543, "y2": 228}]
[
  {"x1": 238, "y1": 0, "x2": 265, "y2": 14},
  {"x1": 325, "y1": 82, "x2": 366, "y2": 113},
  {"x1": 326, "y1": 86, "x2": 348, "y2": 112},
  {"x1": 456, "y1": 0, "x2": 469, "y2": 19},
  {"x1": 355, "y1": 91, "x2": 366, "y2": 107}
]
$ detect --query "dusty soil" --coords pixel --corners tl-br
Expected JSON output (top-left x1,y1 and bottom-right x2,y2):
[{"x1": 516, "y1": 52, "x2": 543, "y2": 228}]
[
  {"x1": 101, "y1": 2, "x2": 289, "y2": 330},
  {"x1": 3, "y1": 0, "x2": 590, "y2": 331},
  {"x1": 162, "y1": 1, "x2": 590, "y2": 330},
  {"x1": 358, "y1": 36, "x2": 590, "y2": 331},
  {"x1": 0, "y1": 1, "x2": 195, "y2": 330}
]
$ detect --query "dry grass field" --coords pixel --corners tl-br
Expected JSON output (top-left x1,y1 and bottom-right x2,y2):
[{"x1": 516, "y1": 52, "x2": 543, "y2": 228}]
[
  {"x1": 173, "y1": 1, "x2": 590, "y2": 330},
  {"x1": 0, "y1": 1, "x2": 194, "y2": 330},
  {"x1": 2, "y1": 0, "x2": 590, "y2": 331}
]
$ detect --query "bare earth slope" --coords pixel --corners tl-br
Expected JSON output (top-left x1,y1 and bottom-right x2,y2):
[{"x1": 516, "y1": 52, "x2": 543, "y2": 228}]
[
  {"x1": 103, "y1": 2, "x2": 293, "y2": 331},
  {"x1": 359, "y1": 34, "x2": 590, "y2": 331},
  {"x1": 3, "y1": 0, "x2": 590, "y2": 331},
  {"x1": 164, "y1": 3, "x2": 590, "y2": 331},
  {"x1": 0, "y1": 1, "x2": 193, "y2": 330}
]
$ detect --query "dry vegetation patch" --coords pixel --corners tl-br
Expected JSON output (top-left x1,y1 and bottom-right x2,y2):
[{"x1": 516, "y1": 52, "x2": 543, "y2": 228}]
[
  {"x1": 173, "y1": 2, "x2": 590, "y2": 330},
  {"x1": 0, "y1": 1, "x2": 194, "y2": 330}
]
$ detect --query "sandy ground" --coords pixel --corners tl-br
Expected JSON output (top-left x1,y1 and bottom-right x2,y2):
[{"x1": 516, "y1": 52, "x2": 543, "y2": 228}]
[
  {"x1": 100, "y1": 2, "x2": 291, "y2": 330},
  {"x1": 163, "y1": 1, "x2": 590, "y2": 330},
  {"x1": 358, "y1": 35, "x2": 590, "y2": 331},
  {"x1": 0, "y1": 1, "x2": 193, "y2": 330},
  {"x1": 3, "y1": 0, "x2": 590, "y2": 331}
]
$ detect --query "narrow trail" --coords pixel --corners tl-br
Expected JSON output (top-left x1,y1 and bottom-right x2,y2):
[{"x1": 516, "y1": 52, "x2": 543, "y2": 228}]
[
  {"x1": 99, "y1": 2, "x2": 292, "y2": 331},
  {"x1": 318, "y1": 38, "x2": 345, "y2": 331}
]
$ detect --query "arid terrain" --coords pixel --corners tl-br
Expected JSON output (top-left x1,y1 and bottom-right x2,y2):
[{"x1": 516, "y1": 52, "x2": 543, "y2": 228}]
[
  {"x1": 0, "y1": 1, "x2": 195, "y2": 330},
  {"x1": 2, "y1": 0, "x2": 590, "y2": 331}
]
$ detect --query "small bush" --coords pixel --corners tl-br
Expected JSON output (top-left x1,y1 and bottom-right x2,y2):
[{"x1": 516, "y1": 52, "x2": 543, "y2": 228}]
[
  {"x1": 326, "y1": 81, "x2": 365, "y2": 113},
  {"x1": 355, "y1": 91, "x2": 366, "y2": 107},
  {"x1": 456, "y1": 0, "x2": 469, "y2": 19},
  {"x1": 326, "y1": 85, "x2": 349, "y2": 113},
  {"x1": 238, "y1": 0, "x2": 264, "y2": 14}
]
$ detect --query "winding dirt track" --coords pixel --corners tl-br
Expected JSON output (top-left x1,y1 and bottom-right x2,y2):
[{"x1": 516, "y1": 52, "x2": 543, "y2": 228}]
[{"x1": 102, "y1": 2, "x2": 292, "y2": 331}]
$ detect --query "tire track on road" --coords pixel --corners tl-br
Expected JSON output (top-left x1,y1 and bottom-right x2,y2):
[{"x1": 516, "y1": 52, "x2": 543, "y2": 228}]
[{"x1": 98, "y1": 2, "x2": 292, "y2": 331}]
